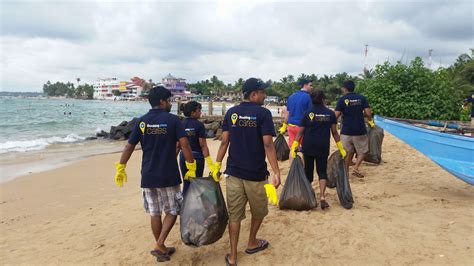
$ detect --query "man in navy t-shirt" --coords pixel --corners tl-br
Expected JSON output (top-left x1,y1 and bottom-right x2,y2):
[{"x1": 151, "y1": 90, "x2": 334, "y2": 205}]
[
  {"x1": 335, "y1": 80, "x2": 374, "y2": 178},
  {"x1": 212, "y1": 77, "x2": 281, "y2": 265},
  {"x1": 114, "y1": 86, "x2": 196, "y2": 262}
]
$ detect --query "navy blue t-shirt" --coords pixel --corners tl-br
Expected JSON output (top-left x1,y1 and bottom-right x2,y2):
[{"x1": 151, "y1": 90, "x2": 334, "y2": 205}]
[
  {"x1": 183, "y1": 118, "x2": 206, "y2": 154},
  {"x1": 221, "y1": 102, "x2": 275, "y2": 181},
  {"x1": 300, "y1": 105, "x2": 337, "y2": 157},
  {"x1": 128, "y1": 109, "x2": 186, "y2": 188},
  {"x1": 335, "y1": 92, "x2": 369, "y2": 136}
]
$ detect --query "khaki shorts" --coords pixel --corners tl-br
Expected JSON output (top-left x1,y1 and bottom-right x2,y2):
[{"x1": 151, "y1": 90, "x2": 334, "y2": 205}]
[
  {"x1": 341, "y1": 134, "x2": 369, "y2": 154},
  {"x1": 226, "y1": 175, "x2": 268, "y2": 222}
]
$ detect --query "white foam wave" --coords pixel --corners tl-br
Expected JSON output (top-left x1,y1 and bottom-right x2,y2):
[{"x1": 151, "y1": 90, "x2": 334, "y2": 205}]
[{"x1": 0, "y1": 134, "x2": 85, "y2": 153}]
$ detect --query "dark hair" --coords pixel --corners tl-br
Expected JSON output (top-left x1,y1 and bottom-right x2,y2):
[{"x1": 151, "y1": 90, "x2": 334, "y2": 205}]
[
  {"x1": 311, "y1": 90, "x2": 326, "y2": 105},
  {"x1": 343, "y1": 80, "x2": 355, "y2": 92},
  {"x1": 182, "y1": 101, "x2": 202, "y2": 117},
  {"x1": 148, "y1": 86, "x2": 171, "y2": 107},
  {"x1": 243, "y1": 91, "x2": 251, "y2": 100}
]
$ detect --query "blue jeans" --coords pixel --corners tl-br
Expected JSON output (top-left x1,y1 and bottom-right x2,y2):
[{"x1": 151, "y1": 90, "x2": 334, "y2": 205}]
[{"x1": 179, "y1": 151, "x2": 205, "y2": 196}]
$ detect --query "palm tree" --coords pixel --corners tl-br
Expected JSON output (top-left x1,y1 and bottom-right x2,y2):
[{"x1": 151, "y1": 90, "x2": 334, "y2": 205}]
[{"x1": 359, "y1": 68, "x2": 375, "y2": 79}]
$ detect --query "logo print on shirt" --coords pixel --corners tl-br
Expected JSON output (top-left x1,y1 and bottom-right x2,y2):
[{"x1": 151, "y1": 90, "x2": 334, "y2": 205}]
[
  {"x1": 314, "y1": 114, "x2": 331, "y2": 122},
  {"x1": 231, "y1": 113, "x2": 238, "y2": 125},
  {"x1": 309, "y1": 112, "x2": 315, "y2": 121},
  {"x1": 139, "y1": 122, "x2": 146, "y2": 134},
  {"x1": 238, "y1": 116, "x2": 257, "y2": 127},
  {"x1": 185, "y1": 128, "x2": 196, "y2": 136},
  {"x1": 146, "y1": 124, "x2": 168, "y2": 134},
  {"x1": 344, "y1": 99, "x2": 350, "y2": 106}
]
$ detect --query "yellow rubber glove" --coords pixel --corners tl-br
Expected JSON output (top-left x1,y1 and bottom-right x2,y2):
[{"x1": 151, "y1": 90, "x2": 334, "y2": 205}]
[
  {"x1": 264, "y1": 184, "x2": 279, "y2": 206},
  {"x1": 184, "y1": 160, "x2": 197, "y2": 180},
  {"x1": 336, "y1": 141, "x2": 347, "y2": 158},
  {"x1": 114, "y1": 162, "x2": 127, "y2": 187},
  {"x1": 278, "y1": 123, "x2": 288, "y2": 134},
  {"x1": 367, "y1": 120, "x2": 375, "y2": 128},
  {"x1": 290, "y1": 140, "x2": 299, "y2": 158},
  {"x1": 210, "y1": 161, "x2": 222, "y2": 182},
  {"x1": 205, "y1": 156, "x2": 213, "y2": 168}
]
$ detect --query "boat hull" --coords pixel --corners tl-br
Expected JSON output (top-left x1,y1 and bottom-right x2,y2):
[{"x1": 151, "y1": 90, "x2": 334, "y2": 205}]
[{"x1": 374, "y1": 115, "x2": 474, "y2": 185}]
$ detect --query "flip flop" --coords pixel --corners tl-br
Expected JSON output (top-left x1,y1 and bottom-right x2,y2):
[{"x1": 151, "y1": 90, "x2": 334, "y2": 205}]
[
  {"x1": 245, "y1": 239, "x2": 269, "y2": 255},
  {"x1": 352, "y1": 170, "x2": 365, "y2": 178},
  {"x1": 150, "y1": 249, "x2": 171, "y2": 262},
  {"x1": 166, "y1": 247, "x2": 176, "y2": 256},
  {"x1": 320, "y1": 199, "x2": 330, "y2": 210},
  {"x1": 225, "y1": 254, "x2": 237, "y2": 266}
]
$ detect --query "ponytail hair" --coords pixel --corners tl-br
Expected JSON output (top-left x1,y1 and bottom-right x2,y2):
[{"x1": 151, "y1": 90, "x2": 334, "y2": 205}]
[
  {"x1": 311, "y1": 90, "x2": 326, "y2": 105},
  {"x1": 182, "y1": 101, "x2": 202, "y2": 117}
]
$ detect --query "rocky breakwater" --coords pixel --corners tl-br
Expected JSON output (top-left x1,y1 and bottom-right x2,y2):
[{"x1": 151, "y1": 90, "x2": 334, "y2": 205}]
[{"x1": 102, "y1": 115, "x2": 284, "y2": 141}]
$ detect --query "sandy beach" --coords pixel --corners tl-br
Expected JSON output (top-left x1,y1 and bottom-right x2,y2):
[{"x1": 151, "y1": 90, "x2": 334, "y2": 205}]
[{"x1": 1, "y1": 133, "x2": 473, "y2": 265}]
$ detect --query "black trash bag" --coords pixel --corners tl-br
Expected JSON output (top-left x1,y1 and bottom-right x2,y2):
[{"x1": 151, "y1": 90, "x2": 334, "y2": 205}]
[
  {"x1": 364, "y1": 125, "x2": 384, "y2": 164},
  {"x1": 279, "y1": 155, "x2": 317, "y2": 210},
  {"x1": 274, "y1": 134, "x2": 290, "y2": 161},
  {"x1": 327, "y1": 151, "x2": 342, "y2": 189},
  {"x1": 331, "y1": 154, "x2": 354, "y2": 209},
  {"x1": 180, "y1": 177, "x2": 228, "y2": 247}
]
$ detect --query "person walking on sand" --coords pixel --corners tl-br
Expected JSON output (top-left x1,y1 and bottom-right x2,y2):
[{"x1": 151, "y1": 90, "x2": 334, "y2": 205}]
[
  {"x1": 113, "y1": 86, "x2": 196, "y2": 262},
  {"x1": 211, "y1": 77, "x2": 281, "y2": 266},
  {"x1": 279, "y1": 78, "x2": 313, "y2": 147},
  {"x1": 290, "y1": 90, "x2": 347, "y2": 209},
  {"x1": 178, "y1": 101, "x2": 215, "y2": 195},
  {"x1": 335, "y1": 80, "x2": 375, "y2": 178}
]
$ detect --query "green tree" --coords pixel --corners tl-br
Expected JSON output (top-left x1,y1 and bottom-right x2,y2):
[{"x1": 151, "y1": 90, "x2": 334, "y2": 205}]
[{"x1": 357, "y1": 57, "x2": 462, "y2": 120}]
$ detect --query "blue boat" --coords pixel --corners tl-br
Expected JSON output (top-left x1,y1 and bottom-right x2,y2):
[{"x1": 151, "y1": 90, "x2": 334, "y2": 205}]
[{"x1": 374, "y1": 115, "x2": 474, "y2": 185}]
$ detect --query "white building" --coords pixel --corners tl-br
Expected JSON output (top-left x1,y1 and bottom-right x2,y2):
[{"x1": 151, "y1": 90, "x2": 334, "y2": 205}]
[
  {"x1": 119, "y1": 83, "x2": 143, "y2": 100},
  {"x1": 93, "y1": 78, "x2": 120, "y2": 100}
]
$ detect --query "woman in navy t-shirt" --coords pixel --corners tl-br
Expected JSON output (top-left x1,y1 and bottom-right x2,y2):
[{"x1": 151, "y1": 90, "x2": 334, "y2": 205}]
[
  {"x1": 178, "y1": 101, "x2": 213, "y2": 195},
  {"x1": 290, "y1": 90, "x2": 346, "y2": 209}
]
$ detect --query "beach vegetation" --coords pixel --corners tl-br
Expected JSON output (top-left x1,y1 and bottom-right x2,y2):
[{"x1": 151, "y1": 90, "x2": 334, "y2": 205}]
[
  {"x1": 43, "y1": 81, "x2": 94, "y2": 99},
  {"x1": 357, "y1": 56, "x2": 468, "y2": 120}
]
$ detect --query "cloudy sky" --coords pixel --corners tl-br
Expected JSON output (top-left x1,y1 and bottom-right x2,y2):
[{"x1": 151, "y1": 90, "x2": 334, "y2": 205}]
[{"x1": 1, "y1": 0, "x2": 472, "y2": 91}]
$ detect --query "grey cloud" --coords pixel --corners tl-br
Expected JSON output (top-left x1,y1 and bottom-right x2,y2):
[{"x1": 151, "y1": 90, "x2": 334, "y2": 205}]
[
  {"x1": 0, "y1": 0, "x2": 472, "y2": 91},
  {"x1": 1, "y1": 1, "x2": 98, "y2": 40}
]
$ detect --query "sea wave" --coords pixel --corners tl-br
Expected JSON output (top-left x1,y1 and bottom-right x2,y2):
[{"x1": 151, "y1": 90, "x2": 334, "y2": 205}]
[{"x1": 0, "y1": 134, "x2": 86, "y2": 153}]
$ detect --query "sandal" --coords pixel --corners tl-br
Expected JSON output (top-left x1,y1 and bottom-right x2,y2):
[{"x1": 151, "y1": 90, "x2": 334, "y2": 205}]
[
  {"x1": 150, "y1": 249, "x2": 171, "y2": 262},
  {"x1": 320, "y1": 199, "x2": 330, "y2": 210},
  {"x1": 225, "y1": 254, "x2": 237, "y2": 266},
  {"x1": 352, "y1": 170, "x2": 365, "y2": 178},
  {"x1": 245, "y1": 239, "x2": 269, "y2": 254}
]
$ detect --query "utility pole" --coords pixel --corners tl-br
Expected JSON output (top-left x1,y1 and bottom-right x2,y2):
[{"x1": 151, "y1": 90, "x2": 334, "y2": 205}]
[
  {"x1": 364, "y1": 44, "x2": 369, "y2": 72},
  {"x1": 428, "y1": 49, "x2": 433, "y2": 69}
]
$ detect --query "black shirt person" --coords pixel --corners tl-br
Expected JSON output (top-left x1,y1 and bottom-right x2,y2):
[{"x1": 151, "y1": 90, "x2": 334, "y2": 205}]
[
  {"x1": 291, "y1": 90, "x2": 346, "y2": 209},
  {"x1": 335, "y1": 80, "x2": 374, "y2": 178},
  {"x1": 114, "y1": 86, "x2": 196, "y2": 262},
  {"x1": 178, "y1": 101, "x2": 214, "y2": 195},
  {"x1": 212, "y1": 77, "x2": 281, "y2": 266}
]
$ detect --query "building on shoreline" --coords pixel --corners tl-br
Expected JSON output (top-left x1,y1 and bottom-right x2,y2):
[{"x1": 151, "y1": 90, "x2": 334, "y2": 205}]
[
  {"x1": 93, "y1": 78, "x2": 120, "y2": 100},
  {"x1": 162, "y1": 73, "x2": 189, "y2": 97}
]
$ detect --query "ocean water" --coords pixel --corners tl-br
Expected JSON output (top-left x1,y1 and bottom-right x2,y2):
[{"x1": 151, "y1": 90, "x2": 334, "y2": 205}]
[
  {"x1": 0, "y1": 97, "x2": 154, "y2": 153},
  {"x1": 0, "y1": 97, "x2": 281, "y2": 182},
  {"x1": 0, "y1": 97, "x2": 282, "y2": 154}
]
